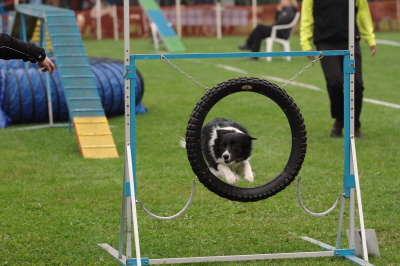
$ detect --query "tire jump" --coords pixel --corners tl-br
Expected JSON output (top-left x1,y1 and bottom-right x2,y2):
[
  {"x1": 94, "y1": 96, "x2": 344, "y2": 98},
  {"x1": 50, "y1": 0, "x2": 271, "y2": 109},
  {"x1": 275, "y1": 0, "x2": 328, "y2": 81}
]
[{"x1": 185, "y1": 77, "x2": 307, "y2": 202}]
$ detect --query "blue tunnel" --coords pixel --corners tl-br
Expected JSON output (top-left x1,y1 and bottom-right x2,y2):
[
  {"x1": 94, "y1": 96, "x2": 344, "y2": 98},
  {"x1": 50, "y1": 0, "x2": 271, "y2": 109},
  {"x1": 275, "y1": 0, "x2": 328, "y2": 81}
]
[{"x1": 0, "y1": 57, "x2": 146, "y2": 128}]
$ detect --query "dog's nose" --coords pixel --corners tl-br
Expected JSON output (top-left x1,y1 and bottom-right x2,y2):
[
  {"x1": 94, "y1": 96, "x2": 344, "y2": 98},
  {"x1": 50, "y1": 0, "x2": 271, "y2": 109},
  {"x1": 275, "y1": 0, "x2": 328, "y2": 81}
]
[{"x1": 223, "y1": 154, "x2": 230, "y2": 160}]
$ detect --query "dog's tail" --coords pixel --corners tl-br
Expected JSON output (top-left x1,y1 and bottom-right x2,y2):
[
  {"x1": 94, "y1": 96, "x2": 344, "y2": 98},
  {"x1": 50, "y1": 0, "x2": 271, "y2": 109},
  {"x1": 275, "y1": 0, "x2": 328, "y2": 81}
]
[{"x1": 179, "y1": 137, "x2": 186, "y2": 148}]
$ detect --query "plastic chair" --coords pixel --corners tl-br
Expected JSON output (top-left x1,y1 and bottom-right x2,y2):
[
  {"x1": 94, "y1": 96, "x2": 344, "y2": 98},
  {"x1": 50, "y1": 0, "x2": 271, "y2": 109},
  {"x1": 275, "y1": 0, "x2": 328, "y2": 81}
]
[{"x1": 265, "y1": 12, "x2": 300, "y2": 62}]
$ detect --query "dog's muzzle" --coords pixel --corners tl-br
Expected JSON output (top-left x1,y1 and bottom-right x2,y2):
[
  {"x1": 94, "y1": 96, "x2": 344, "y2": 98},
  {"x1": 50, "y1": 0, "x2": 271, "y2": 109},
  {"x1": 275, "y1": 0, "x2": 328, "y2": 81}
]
[{"x1": 223, "y1": 153, "x2": 231, "y2": 164}]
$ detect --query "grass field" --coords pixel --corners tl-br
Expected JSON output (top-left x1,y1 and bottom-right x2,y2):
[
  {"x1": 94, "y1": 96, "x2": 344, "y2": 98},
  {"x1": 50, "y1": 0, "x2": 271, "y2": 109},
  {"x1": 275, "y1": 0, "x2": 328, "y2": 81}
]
[{"x1": 1, "y1": 31, "x2": 399, "y2": 266}]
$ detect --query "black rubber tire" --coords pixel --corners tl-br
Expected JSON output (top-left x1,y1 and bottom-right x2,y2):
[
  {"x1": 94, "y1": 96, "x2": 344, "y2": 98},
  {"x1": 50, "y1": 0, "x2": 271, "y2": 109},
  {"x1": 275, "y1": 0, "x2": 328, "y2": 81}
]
[{"x1": 185, "y1": 77, "x2": 307, "y2": 202}]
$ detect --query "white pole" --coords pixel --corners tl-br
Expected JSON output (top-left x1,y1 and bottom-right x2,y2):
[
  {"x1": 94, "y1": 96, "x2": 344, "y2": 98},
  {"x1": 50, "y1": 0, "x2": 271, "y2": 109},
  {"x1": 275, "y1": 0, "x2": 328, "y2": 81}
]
[
  {"x1": 127, "y1": 144, "x2": 142, "y2": 266},
  {"x1": 216, "y1": 0, "x2": 221, "y2": 39},
  {"x1": 348, "y1": 0, "x2": 369, "y2": 263},
  {"x1": 96, "y1": 0, "x2": 102, "y2": 40},
  {"x1": 348, "y1": 0, "x2": 355, "y2": 253},
  {"x1": 350, "y1": 137, "x2": 369, "y2": 262},
  {"x1": 113, "y1": 4, "x2": 119, "y2": 41},
  {"x1": 251, "y1": 0, "x2": 257, "y2": 28},
  {"x1": 123, "y1": 0, "x2": 134, "y2": 260},
  {"x1": 176, "y1": 0, "x2": 182, "y2": 38}
]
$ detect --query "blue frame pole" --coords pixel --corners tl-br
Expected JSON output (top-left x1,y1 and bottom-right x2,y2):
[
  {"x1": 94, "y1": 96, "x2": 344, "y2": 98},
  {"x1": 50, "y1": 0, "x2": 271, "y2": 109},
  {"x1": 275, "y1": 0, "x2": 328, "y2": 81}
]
[
  {"x1": 343, "y1": 55, "x2": 356, "y2": 199},
  {"x1": 130, "y1": 62, "x2": 137, "y2": 192},
  {"x1": 132, "y1": 50, "x2": 347, "y2": 61}
]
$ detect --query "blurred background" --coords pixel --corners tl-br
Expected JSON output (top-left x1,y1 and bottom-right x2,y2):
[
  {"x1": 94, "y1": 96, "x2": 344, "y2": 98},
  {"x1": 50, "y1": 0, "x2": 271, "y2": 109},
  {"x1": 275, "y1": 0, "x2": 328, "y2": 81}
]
[{"x1": 1, "y1": 0, "x2": 398, "y2": 39}]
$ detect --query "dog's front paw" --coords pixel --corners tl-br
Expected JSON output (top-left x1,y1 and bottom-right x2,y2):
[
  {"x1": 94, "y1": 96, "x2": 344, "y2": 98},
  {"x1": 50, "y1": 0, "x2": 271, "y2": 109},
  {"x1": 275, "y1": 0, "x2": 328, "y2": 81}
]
[
  {"x1": 244, "y1": 171, "x2": 254, "y2": 183},
  {"x1": 225, "y1": 173, "x2": 239, "y2": 186}
]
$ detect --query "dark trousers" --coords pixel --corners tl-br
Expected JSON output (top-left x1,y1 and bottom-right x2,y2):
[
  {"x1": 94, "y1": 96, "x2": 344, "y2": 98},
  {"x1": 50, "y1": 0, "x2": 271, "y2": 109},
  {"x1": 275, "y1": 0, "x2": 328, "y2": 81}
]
[
  {"x1": 245, "y1": 24, "x2": 273, "y2": 52},
  {"x1": 316, "y1": 40, "x2": 364, "y2": 129}
]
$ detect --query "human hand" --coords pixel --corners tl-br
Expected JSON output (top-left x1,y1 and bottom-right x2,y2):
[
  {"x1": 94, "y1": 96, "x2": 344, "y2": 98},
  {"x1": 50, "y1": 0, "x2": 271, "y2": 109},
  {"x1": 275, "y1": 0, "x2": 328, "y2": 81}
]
[
  {"x1": 306, "y1": 49, "x2": 315, "y2": 60},
  {"x1": 370, "y1": 45, "x2": 377, "y2": 56},
  {"x1": 37, "y1": 57, "x2": 55, "y2": 74}
]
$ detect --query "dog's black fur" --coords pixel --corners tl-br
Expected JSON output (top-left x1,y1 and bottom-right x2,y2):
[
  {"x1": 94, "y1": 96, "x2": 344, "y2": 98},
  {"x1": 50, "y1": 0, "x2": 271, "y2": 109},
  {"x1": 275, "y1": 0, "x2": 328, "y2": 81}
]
[{"x1": 201, "y1": 118, "x2": 257, "y2": 185}]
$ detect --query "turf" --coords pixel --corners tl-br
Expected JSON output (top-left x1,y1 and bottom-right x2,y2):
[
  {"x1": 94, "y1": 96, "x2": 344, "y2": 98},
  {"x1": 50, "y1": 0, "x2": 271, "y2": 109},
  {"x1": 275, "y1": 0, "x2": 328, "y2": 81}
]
[{"x1": 0, "y1": 32, "x2": 399, "y2": 266}]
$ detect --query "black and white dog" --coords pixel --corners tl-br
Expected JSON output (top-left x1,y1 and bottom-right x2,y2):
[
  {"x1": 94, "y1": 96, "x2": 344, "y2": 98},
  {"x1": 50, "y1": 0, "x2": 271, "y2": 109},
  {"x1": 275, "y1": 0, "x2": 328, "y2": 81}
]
[{"x1": 201, "y1": 118, "x2": 257, "y2": 185}]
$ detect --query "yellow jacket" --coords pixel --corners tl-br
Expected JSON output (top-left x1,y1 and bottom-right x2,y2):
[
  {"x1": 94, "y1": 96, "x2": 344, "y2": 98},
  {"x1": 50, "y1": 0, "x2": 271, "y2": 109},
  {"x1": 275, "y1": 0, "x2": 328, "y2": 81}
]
[{"x1": 300, "y1": 0, "x2": 376, "y2": 51}]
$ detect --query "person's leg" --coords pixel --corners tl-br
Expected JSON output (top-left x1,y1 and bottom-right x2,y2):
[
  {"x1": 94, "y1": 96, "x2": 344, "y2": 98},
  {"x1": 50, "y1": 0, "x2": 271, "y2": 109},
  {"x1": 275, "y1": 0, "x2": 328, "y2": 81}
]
[
  {"x1": 353, "y1": 40, "x2": 364, "y2": 131},
  {"x1": 239, "y1": 24, "x2": 272, "y2": 54},
  {"x1": 249, "y1": 24, "x2": 272, "y2": 52},
  {"x1": 239, "y1": 26, "x2": 260, "y2": 50},
  {"x1": 317, "y1": 42, "x2": 346, "y2": 136},
  {"x1": 317, "y1": 40, "x2": 365, "y2": 137},
  {"x1": 317, "y1": 42, "x2": 345, "y2": 135}
]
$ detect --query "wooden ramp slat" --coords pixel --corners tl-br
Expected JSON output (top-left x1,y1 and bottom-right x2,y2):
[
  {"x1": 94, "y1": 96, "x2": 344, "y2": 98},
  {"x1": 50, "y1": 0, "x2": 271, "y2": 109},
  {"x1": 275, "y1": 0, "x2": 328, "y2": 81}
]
[{"x1": 73, "y1": 117, "x2": 119, "y2": 159}]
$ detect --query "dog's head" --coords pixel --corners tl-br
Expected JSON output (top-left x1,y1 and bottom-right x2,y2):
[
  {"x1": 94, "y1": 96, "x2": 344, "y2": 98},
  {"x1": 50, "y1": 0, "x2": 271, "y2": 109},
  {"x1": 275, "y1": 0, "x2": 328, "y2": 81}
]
[{"x1": 216, "y1": 129, "x2": 257, "y2": 165}]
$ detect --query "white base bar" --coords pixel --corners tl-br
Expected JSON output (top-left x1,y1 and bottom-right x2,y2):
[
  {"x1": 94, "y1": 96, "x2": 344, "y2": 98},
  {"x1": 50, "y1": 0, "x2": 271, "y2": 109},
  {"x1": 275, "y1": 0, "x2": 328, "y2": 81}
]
[
  {"x1": 99, "y1": 243, "x2": 333, "y2": 265},
  {"x1": 302, "y1": 236, "x2": 375, "y2": 266},
  {"x1": 149, "y1": 252, "x2": 333, "y2": 264},
  {"x1": 101, "y1": 236, "x2": 376, "y2": 266},
  {"x1": 99, "y1": 243, "x2": 130, "y2": 265}
]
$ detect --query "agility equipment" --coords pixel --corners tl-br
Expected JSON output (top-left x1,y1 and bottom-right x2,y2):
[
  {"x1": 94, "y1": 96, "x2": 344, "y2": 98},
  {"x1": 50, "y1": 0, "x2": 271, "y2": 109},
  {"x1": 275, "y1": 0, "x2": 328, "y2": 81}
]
[
  {"x1": 99, "y1": 0, "x2": 376, "y2": 263},
  {"x1": 99, "y1": 52, "x2": 375, "y2": 266},
  {"x1": 185, "y1": 77, "x2": 306, "y2": 202},
  {"x1": 138, "y1": 0, "x2": 185, "y2": 52},
  {"x1": 11, "y1": 4, "x2": 121, "y2": 158},
  {"x1": 0, "y1": 58, "x2": 146, "y2": 128}
]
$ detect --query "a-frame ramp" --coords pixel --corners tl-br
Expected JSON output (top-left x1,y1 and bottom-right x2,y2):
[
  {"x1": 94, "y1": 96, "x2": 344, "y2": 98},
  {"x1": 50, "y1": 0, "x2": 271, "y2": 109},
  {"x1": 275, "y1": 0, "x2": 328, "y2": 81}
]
[
  {"x1": 139, "y1": 0, "x2": 185, "y2": 52},
  {"x1": 14, "y1": 4, "x2": 118, "y2": 159}
]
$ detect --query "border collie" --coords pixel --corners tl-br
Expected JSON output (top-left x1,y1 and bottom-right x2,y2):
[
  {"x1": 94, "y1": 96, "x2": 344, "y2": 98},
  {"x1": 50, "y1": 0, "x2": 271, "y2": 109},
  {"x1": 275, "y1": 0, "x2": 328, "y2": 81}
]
[{"x1": 201, "y1": 118, "x2": 257, "y2": 185}]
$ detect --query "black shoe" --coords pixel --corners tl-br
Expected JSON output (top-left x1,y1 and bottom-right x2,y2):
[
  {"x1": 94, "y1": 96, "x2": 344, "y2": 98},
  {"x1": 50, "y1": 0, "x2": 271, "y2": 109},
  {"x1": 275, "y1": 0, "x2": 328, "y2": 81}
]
[
  {"x1": 330, "y1": 128, "x2": 342, "y2": 137},
  {"x1": 248, "y1": 57, "x2": 258, "y2": 61},
  {"x1": 330, "y1": 119, "x2": 343, "y2": 137},
  {"x1": 238, "y1": 44, "x2": 250, "y2": 50},
  {"x1": 355, "y1": 129, "x2": 365, "y2": 138}
]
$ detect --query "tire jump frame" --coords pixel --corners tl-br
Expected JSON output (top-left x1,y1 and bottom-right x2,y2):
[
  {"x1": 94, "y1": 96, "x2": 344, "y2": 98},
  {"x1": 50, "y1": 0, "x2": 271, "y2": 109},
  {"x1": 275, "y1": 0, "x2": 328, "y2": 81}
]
[{"x1": 98, "y1": 49, "x2": 374, "y2": 266}]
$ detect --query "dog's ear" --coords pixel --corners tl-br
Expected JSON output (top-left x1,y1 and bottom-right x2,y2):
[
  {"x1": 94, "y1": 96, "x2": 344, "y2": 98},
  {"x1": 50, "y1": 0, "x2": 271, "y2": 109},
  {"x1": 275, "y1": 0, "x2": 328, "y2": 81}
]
[{"x1": 246, "y1": 134, "x2": 257, "y2": 141}]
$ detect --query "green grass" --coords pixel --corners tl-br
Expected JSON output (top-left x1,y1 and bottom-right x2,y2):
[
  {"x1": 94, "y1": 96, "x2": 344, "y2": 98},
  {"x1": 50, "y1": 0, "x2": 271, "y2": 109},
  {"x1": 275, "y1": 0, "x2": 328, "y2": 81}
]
[{"x1": 1, "y1": 32, "x2": 399, "y2": 266}]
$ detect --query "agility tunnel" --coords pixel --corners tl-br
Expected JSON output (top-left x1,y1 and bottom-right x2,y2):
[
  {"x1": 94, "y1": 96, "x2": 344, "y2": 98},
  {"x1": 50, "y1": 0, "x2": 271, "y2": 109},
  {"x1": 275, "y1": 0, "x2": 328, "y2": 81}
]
[{"x1": 0, "y1": 57, "x2": 146, "y2": 129}]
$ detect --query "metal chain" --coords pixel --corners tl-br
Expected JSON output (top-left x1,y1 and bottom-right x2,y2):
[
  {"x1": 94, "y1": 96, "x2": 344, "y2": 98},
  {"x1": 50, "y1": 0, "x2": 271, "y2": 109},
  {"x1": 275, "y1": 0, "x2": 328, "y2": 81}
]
[
  {"x1": 281, "y1": 52, "x2": 324, "y2": 90},
  {"x1": 160, "y1": 53, "x2": 323, "y2": 91},
  {"x1": 160, "y1": 55, "x2": 209, "y2": 91},
  {"x1": 296, "y1": 175, "x2": 342, "y2": 217},
  {"x1": 137, "y1": 177, "x2": 197, "y2": 220}
]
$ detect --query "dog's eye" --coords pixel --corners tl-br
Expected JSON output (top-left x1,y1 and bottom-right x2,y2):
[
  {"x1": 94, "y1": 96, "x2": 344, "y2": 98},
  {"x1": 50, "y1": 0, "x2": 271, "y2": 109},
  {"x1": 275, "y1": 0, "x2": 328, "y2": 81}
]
[{"x1": 232, "y1": 144, "x2": 238, "y2": 149}]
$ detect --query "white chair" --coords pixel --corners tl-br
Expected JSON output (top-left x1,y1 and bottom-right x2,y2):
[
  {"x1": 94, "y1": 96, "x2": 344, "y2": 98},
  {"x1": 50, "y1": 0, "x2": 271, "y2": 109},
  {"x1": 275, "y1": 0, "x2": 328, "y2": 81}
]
[
  {"x1": 265, "y1": 12, "x2": 300, "y2": 62},
  {"x1": 149, "y1": 22, "x2": 160, "y2": 50}
]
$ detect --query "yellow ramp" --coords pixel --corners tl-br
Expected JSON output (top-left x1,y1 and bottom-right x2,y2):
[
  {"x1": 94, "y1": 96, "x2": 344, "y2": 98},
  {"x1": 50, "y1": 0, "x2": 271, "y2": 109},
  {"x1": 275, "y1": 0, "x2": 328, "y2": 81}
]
[
  {"x1": 73, "y1": 117, "x2": 119, "y2": 159},
  {"x1": 31, "y1": 19, "x2": 53, "y2": 53}
]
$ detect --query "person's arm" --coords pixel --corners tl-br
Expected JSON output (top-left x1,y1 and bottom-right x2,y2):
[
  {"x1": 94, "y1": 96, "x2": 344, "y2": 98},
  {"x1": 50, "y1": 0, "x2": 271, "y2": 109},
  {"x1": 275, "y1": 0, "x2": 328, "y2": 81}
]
[
  {"x1": 300, "y1": 0, "x2": 314, "y2": 52},
  {"x1": 0, "y1": 33, "x2": 46, "y2": 62},
  {"x1": 0, "y1": 33, "x2": 55, "y2": 73},
  {"x1": 356, "y1": 0, "x2": 377, "y2": 55}
]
